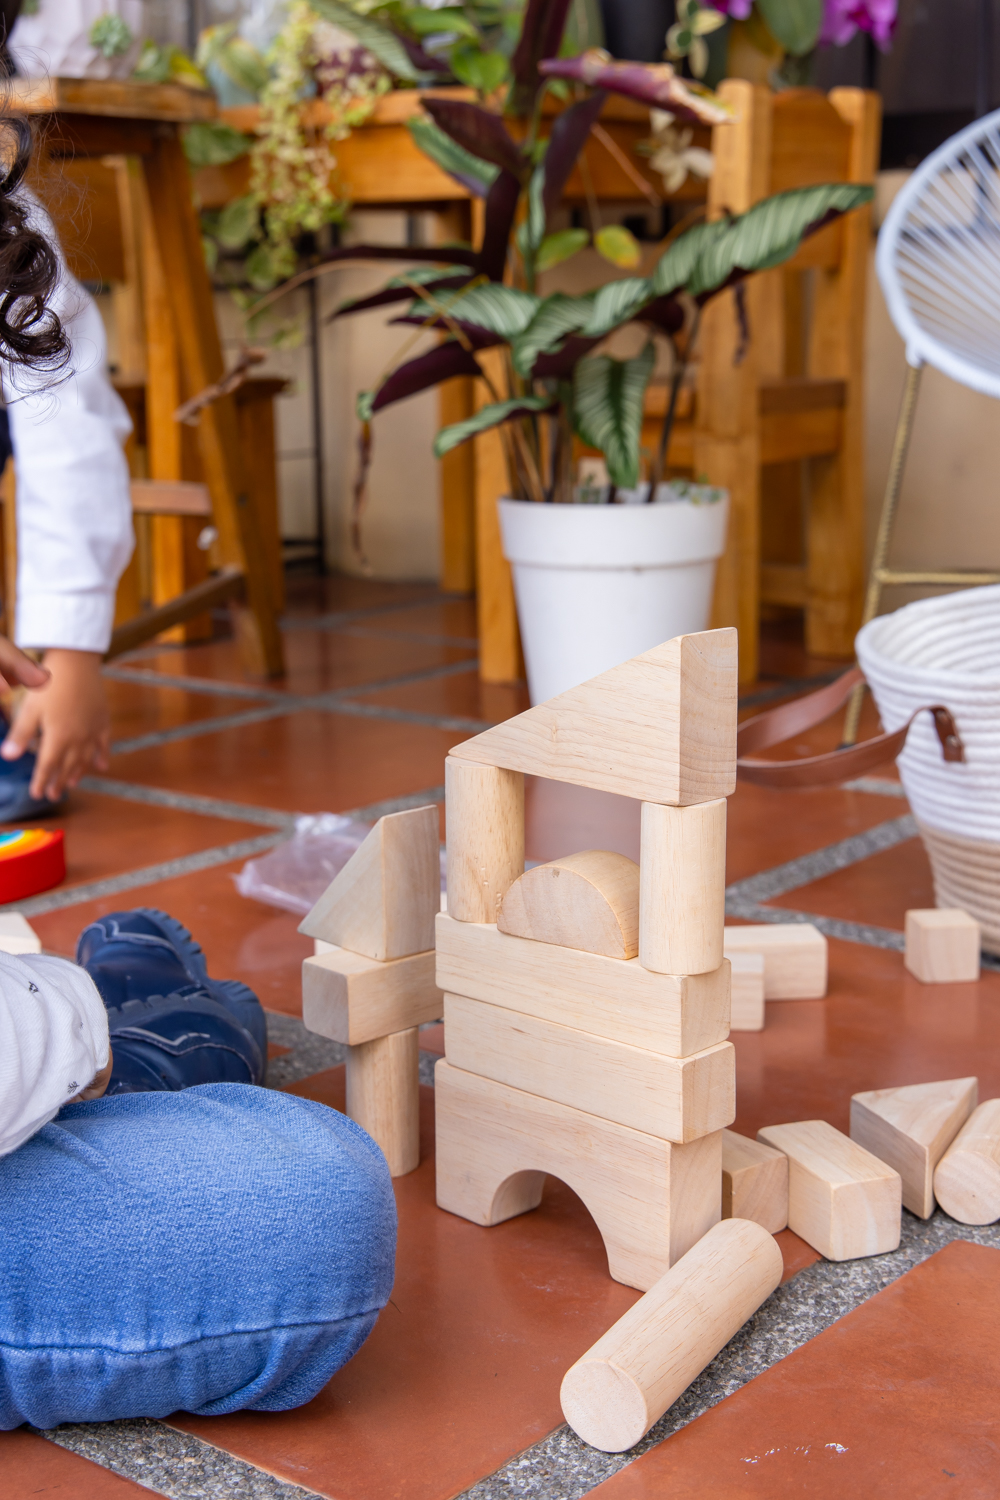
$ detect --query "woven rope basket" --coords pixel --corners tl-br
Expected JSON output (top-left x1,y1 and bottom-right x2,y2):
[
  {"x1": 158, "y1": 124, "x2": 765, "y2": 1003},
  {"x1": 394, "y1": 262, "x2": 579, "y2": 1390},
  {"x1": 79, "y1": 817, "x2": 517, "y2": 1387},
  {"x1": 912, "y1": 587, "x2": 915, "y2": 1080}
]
[{"x1": 856, "y1": 585, "x2": 1000, "y2": 955}]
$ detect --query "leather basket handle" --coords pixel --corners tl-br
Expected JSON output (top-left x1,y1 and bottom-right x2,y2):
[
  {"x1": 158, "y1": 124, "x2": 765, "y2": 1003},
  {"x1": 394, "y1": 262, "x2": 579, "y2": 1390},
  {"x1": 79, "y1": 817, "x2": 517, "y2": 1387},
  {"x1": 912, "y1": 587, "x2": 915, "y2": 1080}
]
[{"x1": 736, "y1": 666, "x2": 965, "y2": 789}]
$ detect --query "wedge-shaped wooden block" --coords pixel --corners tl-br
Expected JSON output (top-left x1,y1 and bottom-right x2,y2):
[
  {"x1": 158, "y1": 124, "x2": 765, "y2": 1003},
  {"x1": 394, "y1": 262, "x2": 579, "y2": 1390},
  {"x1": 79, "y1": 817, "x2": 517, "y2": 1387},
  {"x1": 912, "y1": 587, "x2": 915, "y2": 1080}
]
[
  {"x1": 933, "y1": 1099, "x2": 1000, "y2": 1225},
  {"x1": 729, "y1": 953, "x2": 765, "y2": 1032},
  {"x1": 640, "y1": 799, "x2": 726, "y2": 976},
  {"x1": 445, "y1": 757, "x2": 524, "y2": 923},
  {"x1": 347, "y1": 1028, "x2": 419, "y2": 1177},
  {"x1": 299, "y1": 804, "x2": 439, "y2": 960},
  {"x1": 436, "y1": 913, "x2": 731, "y2": 1058},
  {"x1": 435, "y1": 1059, "x2": 722, "y2": 1290},
  {"x1": 757, "y1": 1119, "x2": 901, "y2": 1260},
  {"x1": 444, "y1": 993, "x2": 735, "y2": 1143},
  {"x1": 722, "y1": 1129, "x2": 788, "y2": 1232},
  {"x1": 302, "y1": 947, "x2": 441, "y2": 1044},
  {"x1": 904, "y1": 908, "x2": 980, "y2": 984},
  {"x1": 498, "y1": 851, "x2": 639, "y2": 959},
  {"x1": 723, "y1": 924, "x2": 828, "y2": 999},
  {"x1": 560, "y1": 1218, "x2": 783, "y2": 1451},
  {"x1": 851, "y1": 1077, "x2": 978, "y2": 1219},
  {"x1": 449, "y1": 628, "x2": 737, "y2": 806}
]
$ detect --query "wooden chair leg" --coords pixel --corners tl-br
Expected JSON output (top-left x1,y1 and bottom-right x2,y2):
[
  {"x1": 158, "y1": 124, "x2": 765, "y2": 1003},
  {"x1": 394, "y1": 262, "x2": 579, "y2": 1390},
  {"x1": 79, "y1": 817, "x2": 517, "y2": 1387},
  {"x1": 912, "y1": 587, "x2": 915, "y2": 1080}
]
[
  {"x1": 473, "y1": 349, "x2": 522, "y2": 684},
  {"x1": 140, "y1": 135, "x2": 283, "y2": 677}
]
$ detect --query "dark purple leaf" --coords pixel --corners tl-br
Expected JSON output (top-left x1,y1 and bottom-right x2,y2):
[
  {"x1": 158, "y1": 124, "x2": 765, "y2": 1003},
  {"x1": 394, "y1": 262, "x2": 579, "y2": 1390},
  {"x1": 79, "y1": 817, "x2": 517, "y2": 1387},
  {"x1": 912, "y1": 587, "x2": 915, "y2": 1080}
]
[
  {"x1": 396, "y1": 33, "x2": 452, "y2": 76},
  {"x1": 542, "y1": 91, "x2": 607, "y2": 216},
  {"x1": 531, "y1": 334, "x2": 601, "y2": 378},
  {"x1": 475, "y1": 169, "x2": 520, "y2": 281},
  {"x1": 422, "y1": 97, "x2": 525, "y2": 178},
  {"x1": 372, "y1": 341, "x2": 483, "y2": 415},
  {"x1": 390, "y1": 317, "x2": 504, "y2": 350},
  {"x1": 509, "y1": 0, "x2": 574, "y2": 115},
  {"x1": 638, "y1": 294, "x2": 685, "y2": 334},
  {"x1": 330, "y1": 276, "x2": 470, "y2": 322},
  {"x1": 539, "y1": 53, "x2": 731, "y2": 127}
]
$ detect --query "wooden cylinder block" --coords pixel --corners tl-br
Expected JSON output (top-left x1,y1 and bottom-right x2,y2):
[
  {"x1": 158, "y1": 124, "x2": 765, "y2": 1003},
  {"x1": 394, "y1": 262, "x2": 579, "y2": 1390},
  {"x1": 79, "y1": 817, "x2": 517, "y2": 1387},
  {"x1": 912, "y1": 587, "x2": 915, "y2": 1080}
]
[
  {"x1": 445, "y1": 756, "x2": 524, "y2": 923},
  {"x1": 933, "y1": 1098, "x2": 1000, "y2": 1225},
  {"x1": 345, "y1": 1027, "x2": 419, "y2": 1177},
  {"x1": 639, "y1": 799, "x2": 726, "y2": 975},
  {"x1": 497, "y1": 850, "x2": 639, "y2": 958},
  {"x1": 560, "y1": 1217, "x2": 782, "y2": 1452}
]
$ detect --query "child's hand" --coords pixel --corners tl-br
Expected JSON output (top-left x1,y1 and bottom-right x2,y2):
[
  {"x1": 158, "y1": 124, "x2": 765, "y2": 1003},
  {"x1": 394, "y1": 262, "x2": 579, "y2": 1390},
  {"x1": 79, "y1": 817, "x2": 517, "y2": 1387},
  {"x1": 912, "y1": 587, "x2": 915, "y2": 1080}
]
[
  {"x1": 1, "y1": 649, "x2": 110, "y2": 800},
  {"x1": 0, "y1": 636, "x2": 50, "y2": 693},
  {"x1": 77, "y1": 1049, "x2": 113, "y2": 1100}
]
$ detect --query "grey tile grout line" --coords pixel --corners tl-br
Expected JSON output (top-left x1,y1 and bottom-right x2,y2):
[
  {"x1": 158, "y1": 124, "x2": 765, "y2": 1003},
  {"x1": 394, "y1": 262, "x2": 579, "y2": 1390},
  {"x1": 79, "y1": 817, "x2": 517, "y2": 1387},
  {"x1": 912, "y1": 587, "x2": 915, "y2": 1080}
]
[
  {"x1": 76, "y1": 777, "x2": 299, "y2": 830},
  {"x1": 724, "y1": 815, "x2": 919, "y2": 906}
]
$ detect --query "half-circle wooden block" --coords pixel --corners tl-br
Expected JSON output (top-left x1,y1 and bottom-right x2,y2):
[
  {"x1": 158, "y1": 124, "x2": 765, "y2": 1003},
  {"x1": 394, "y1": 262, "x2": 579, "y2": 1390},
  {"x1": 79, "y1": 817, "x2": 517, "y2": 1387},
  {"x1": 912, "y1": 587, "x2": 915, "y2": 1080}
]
[{"x1": 497, "y1": 850, "x2": 639, "y2": 959}]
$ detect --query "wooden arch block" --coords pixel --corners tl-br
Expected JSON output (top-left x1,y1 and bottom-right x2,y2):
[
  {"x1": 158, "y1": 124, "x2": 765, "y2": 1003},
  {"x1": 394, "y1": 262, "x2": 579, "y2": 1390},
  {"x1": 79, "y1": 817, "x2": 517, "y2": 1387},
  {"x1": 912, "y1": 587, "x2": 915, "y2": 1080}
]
[
  {"x1": 448, "y1": 628, "x2": 737, "y2": 806},
  {"x1": 435, "y1": 1060, "x2": 722, "y2": 1291},
  {"x1": 299, "y1": 804, "x2": 439, "y2": 960},
  {"x1": 850, "y1": 1077, "x2": 978, "y2": 1219},
  {"x1": 497, "y1": 850, "x2": 639, "y2": 959}
]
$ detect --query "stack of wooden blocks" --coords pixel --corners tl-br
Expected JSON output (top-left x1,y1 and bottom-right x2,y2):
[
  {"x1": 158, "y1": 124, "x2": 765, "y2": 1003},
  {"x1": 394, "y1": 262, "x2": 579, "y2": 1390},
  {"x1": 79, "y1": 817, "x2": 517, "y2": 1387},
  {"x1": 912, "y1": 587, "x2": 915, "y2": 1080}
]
[{"x1": 434, "y1": 628, "x2": 740, "y2": 1291}]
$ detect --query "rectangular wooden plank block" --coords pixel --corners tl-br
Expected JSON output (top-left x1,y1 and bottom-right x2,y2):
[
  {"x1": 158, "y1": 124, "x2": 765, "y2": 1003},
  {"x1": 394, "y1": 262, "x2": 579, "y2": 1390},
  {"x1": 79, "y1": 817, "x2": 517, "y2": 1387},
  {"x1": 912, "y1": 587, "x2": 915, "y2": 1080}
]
[
  {"x1": 850, "y1": 1077, "x2": 977, "y2": 1219},
  {"x1": 435, "y1": 912, "x2": 731, "y2": 1058},
  {"x1": 347, "y1": 1028, "x2": 419, "y2": 1177},
  {"x1": 722, "y1": 1128, "x2": 788, "y2": 1232},
  {"x1": 448, "y1": 629, "x2": 737, "y2": 806},
  {"x1": 757, "y1": 1119, "x2": 901, "y2": 1261},
  {"x1": 302, "y1": 947, "x2": 441, "y2": 1045},
  {"x1": 435, "y1": 1059, "x2": 722, "y2": 1290},
  {"x1": 723, "y1": 923, "x2": 828, "y2": 999},
  {"x1": 729, "y1": 952, "x2": 765, "y2": 1031},
  {"x1": 444, "y1": 993, "x2": 735, "y2": 1143},
  {"x1": 639, "y1": 799, "x2": 726, "y2": 976}
]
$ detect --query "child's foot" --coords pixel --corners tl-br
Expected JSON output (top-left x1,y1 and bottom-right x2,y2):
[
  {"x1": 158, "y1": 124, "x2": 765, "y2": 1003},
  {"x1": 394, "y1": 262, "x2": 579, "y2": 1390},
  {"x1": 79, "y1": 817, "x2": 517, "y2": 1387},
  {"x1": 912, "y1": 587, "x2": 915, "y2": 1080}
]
[{"x1": 77, "y1": 909, "x2": 267, "y2": 1090}]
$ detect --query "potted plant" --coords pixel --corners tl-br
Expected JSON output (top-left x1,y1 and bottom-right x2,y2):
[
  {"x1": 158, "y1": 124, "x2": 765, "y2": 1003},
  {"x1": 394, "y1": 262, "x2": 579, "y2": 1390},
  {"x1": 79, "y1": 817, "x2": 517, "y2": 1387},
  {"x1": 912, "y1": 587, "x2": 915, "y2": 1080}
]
[{"x1": 262, "y1": 1, "x2": 872, "y2": 700}]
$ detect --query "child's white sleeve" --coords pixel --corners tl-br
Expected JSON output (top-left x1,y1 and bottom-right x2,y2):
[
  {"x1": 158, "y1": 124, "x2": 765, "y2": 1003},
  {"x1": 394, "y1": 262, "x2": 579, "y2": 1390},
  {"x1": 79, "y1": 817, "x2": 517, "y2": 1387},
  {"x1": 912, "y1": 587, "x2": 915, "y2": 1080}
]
[{"x1": 0, "y1": 951, "x2": 110, "y2": 1157}]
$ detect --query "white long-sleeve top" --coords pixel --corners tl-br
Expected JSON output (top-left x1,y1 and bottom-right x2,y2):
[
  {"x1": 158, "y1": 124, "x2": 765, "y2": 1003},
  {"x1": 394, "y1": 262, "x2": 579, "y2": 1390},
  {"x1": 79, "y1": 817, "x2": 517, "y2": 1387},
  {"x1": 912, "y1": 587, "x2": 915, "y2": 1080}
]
[
  {"x1": 4, "y1": 195, "x2": 135, "y2": 653},
  {"x1": 0, "y1": 950, "x2": 109, "y2": 1155}
]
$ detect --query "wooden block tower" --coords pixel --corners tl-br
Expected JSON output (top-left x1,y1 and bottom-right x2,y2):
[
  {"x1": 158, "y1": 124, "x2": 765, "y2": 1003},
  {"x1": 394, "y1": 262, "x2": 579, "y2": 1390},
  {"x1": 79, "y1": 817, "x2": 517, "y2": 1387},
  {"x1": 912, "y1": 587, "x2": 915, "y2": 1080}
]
[
  {"x1": 435, "y1": 628, "x2": 739, "y2": 1291},
  {"x1": 299, "y1": 804, "x2": 443, "y2": 1176}
]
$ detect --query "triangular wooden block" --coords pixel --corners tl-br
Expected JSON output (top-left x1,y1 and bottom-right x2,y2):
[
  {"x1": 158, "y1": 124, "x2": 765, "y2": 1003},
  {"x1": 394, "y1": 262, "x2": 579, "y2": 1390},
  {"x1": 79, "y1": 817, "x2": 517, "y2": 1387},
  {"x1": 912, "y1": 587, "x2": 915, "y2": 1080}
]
[
  {"x1": 448, "y1": 629, "x2": 737, "y2": 806},
  {"x1": 850, "y1": 1077, "x2": 978, "y2": 1219},
  {"x1": 299, "y1": 805, "x2": 439, "y2": 960}
]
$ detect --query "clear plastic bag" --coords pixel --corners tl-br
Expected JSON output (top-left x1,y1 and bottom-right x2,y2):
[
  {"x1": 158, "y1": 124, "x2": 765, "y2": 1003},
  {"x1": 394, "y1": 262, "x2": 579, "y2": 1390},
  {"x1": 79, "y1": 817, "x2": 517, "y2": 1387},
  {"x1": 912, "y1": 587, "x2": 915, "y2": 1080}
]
[{"x1": 234, "y1": 814, "x2": 372, "y2": 916}]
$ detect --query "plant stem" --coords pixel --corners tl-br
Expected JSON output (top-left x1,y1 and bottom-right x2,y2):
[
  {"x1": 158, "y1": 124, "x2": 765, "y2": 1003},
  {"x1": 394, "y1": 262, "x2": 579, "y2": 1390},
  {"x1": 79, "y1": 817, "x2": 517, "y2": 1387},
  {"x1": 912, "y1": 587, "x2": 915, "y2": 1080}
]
[{"x1": 650, "y1": 307, "x2": 701, "y2": 493}]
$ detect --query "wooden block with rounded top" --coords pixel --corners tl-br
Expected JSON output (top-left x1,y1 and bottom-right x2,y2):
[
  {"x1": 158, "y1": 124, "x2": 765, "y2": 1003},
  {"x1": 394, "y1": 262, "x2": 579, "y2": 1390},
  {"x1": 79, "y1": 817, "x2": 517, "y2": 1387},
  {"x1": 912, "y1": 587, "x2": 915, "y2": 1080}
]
[
  {"x1": 434, "y1": 1059, "x2": 722, "y2": 1290},
  {"x1": 497, "y1": 850, "x2": 639, "y2": 959},
  {"x1": 435, "y1": 912, "x2": 731, "y2": 1058},
  {"x1": 444, "y1": 993, "x2": 736, "y2": 1143},
  {"x1": 445, "y1": 756, "x2": 524, "y2": 923},
  {"x1": 729, "y1": 953, "x2": 765, "y2": 1031},
  {"x1": 933, "y1": 1099, "x2": 1000, "y2": 1225},
  {"x1": 850, "y1": 1077, "x2": 978, "y2": 1219},
  {"x1": 723, "y1": 923, "x2": 828, "y2": 999},
  {"x1": 560, "y1": 1218, "x2": 783, "y2": 1452},
  {"x1": 722, "y1": 1128, "x2": 788, "y2": 1232},
  {"x1": 904, "y1": 908, "x2": 980, "y2": 983},
  {"x1": 302, "y1": 946, "x2": 441, "y2": 1045},
  {"x1": 639, "y1": 799, "x2": 726, "y2": 976},
  {"x1": 346, "y1": 1027, "x2": 419, "y2": 1177},
  {"x1": 448, "y1": 628, "x2": 738, "y2": 805},
  {"x1": 298, "y1": 804, "x2": 439, "y2": 960},
  {"x1": 757, "y1": 1119, "x2": 901, "y2": 1260}
]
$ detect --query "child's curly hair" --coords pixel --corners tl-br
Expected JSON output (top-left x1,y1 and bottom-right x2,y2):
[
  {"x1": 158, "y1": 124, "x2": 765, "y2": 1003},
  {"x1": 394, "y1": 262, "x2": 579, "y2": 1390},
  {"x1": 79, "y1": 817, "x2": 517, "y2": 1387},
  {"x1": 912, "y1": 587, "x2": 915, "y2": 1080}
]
[{"x1": 0, "y1": 114, "x2": 68, "y2": 374}]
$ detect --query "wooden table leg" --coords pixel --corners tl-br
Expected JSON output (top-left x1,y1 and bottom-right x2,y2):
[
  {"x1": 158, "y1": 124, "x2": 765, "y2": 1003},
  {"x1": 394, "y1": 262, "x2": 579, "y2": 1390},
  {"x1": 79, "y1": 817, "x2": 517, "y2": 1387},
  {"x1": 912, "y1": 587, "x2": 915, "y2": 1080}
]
[{"x1": 140, "y1": 134, "x2": 284, "y2": 677}]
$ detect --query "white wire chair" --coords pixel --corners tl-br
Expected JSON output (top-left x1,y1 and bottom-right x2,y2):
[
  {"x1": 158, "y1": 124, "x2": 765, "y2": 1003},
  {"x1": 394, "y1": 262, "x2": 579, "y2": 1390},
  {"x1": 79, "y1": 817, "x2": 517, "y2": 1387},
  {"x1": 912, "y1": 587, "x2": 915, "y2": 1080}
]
[{"x1": 845, "y1": 109, "x2": 1000, "y2": 741}]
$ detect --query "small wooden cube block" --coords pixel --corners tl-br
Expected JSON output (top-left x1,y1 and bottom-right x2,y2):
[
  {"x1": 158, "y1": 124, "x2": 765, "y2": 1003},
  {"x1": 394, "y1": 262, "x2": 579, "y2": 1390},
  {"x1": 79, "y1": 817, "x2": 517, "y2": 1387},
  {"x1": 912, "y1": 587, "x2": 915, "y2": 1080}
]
[
  {"x1": 757, "y1": 1119, "x2": 901, "y2": 1261},
  {"x1": 302, "y1": 947, "x2": 441, "y2": 1044},
  {"x1": 729, "y1": 953, "x2": 764, "y2": 1031},
  {"x1": 722, "y1": 1129, "x2": 788, "y2": 1232},
  {"x1": 444, "y1": 993, "x2": 735, "y2": 1144},
  {"x1": 435, "y1": 912, "x2": 731, "y2": 1058},
  {"x1": 723, "y1": 924, "x2": 827, "y2": 999},
  {"x1": 904, "y1": 908, "x2": 980, "y2": 984}
]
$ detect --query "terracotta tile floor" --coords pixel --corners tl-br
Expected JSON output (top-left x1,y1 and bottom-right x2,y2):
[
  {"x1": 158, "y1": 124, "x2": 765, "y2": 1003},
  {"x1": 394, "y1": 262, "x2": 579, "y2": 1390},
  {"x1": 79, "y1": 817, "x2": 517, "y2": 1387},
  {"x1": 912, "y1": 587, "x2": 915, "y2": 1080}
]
[{"x1": 4, "y1": 579, "x2": 998, "y2": 1499}]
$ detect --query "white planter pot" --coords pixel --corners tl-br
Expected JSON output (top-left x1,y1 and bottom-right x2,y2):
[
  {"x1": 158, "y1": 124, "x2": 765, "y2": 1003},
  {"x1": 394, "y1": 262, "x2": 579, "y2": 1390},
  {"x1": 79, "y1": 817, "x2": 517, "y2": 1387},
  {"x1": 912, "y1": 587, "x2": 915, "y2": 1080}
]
[
  {"x1": 9, "y1": 0, "x2": 144, "y2": 80},
  {"x1": 498, "y1": 486, "x2": 730, "y2": 705}
]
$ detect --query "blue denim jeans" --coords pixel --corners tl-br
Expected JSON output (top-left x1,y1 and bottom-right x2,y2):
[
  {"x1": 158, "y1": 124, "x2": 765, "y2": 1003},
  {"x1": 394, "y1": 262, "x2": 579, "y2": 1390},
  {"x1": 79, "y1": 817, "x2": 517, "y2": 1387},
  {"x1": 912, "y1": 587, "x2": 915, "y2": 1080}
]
[{"x1": 0, "y1": 1083, "x2": 397, "y2": 1429}]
